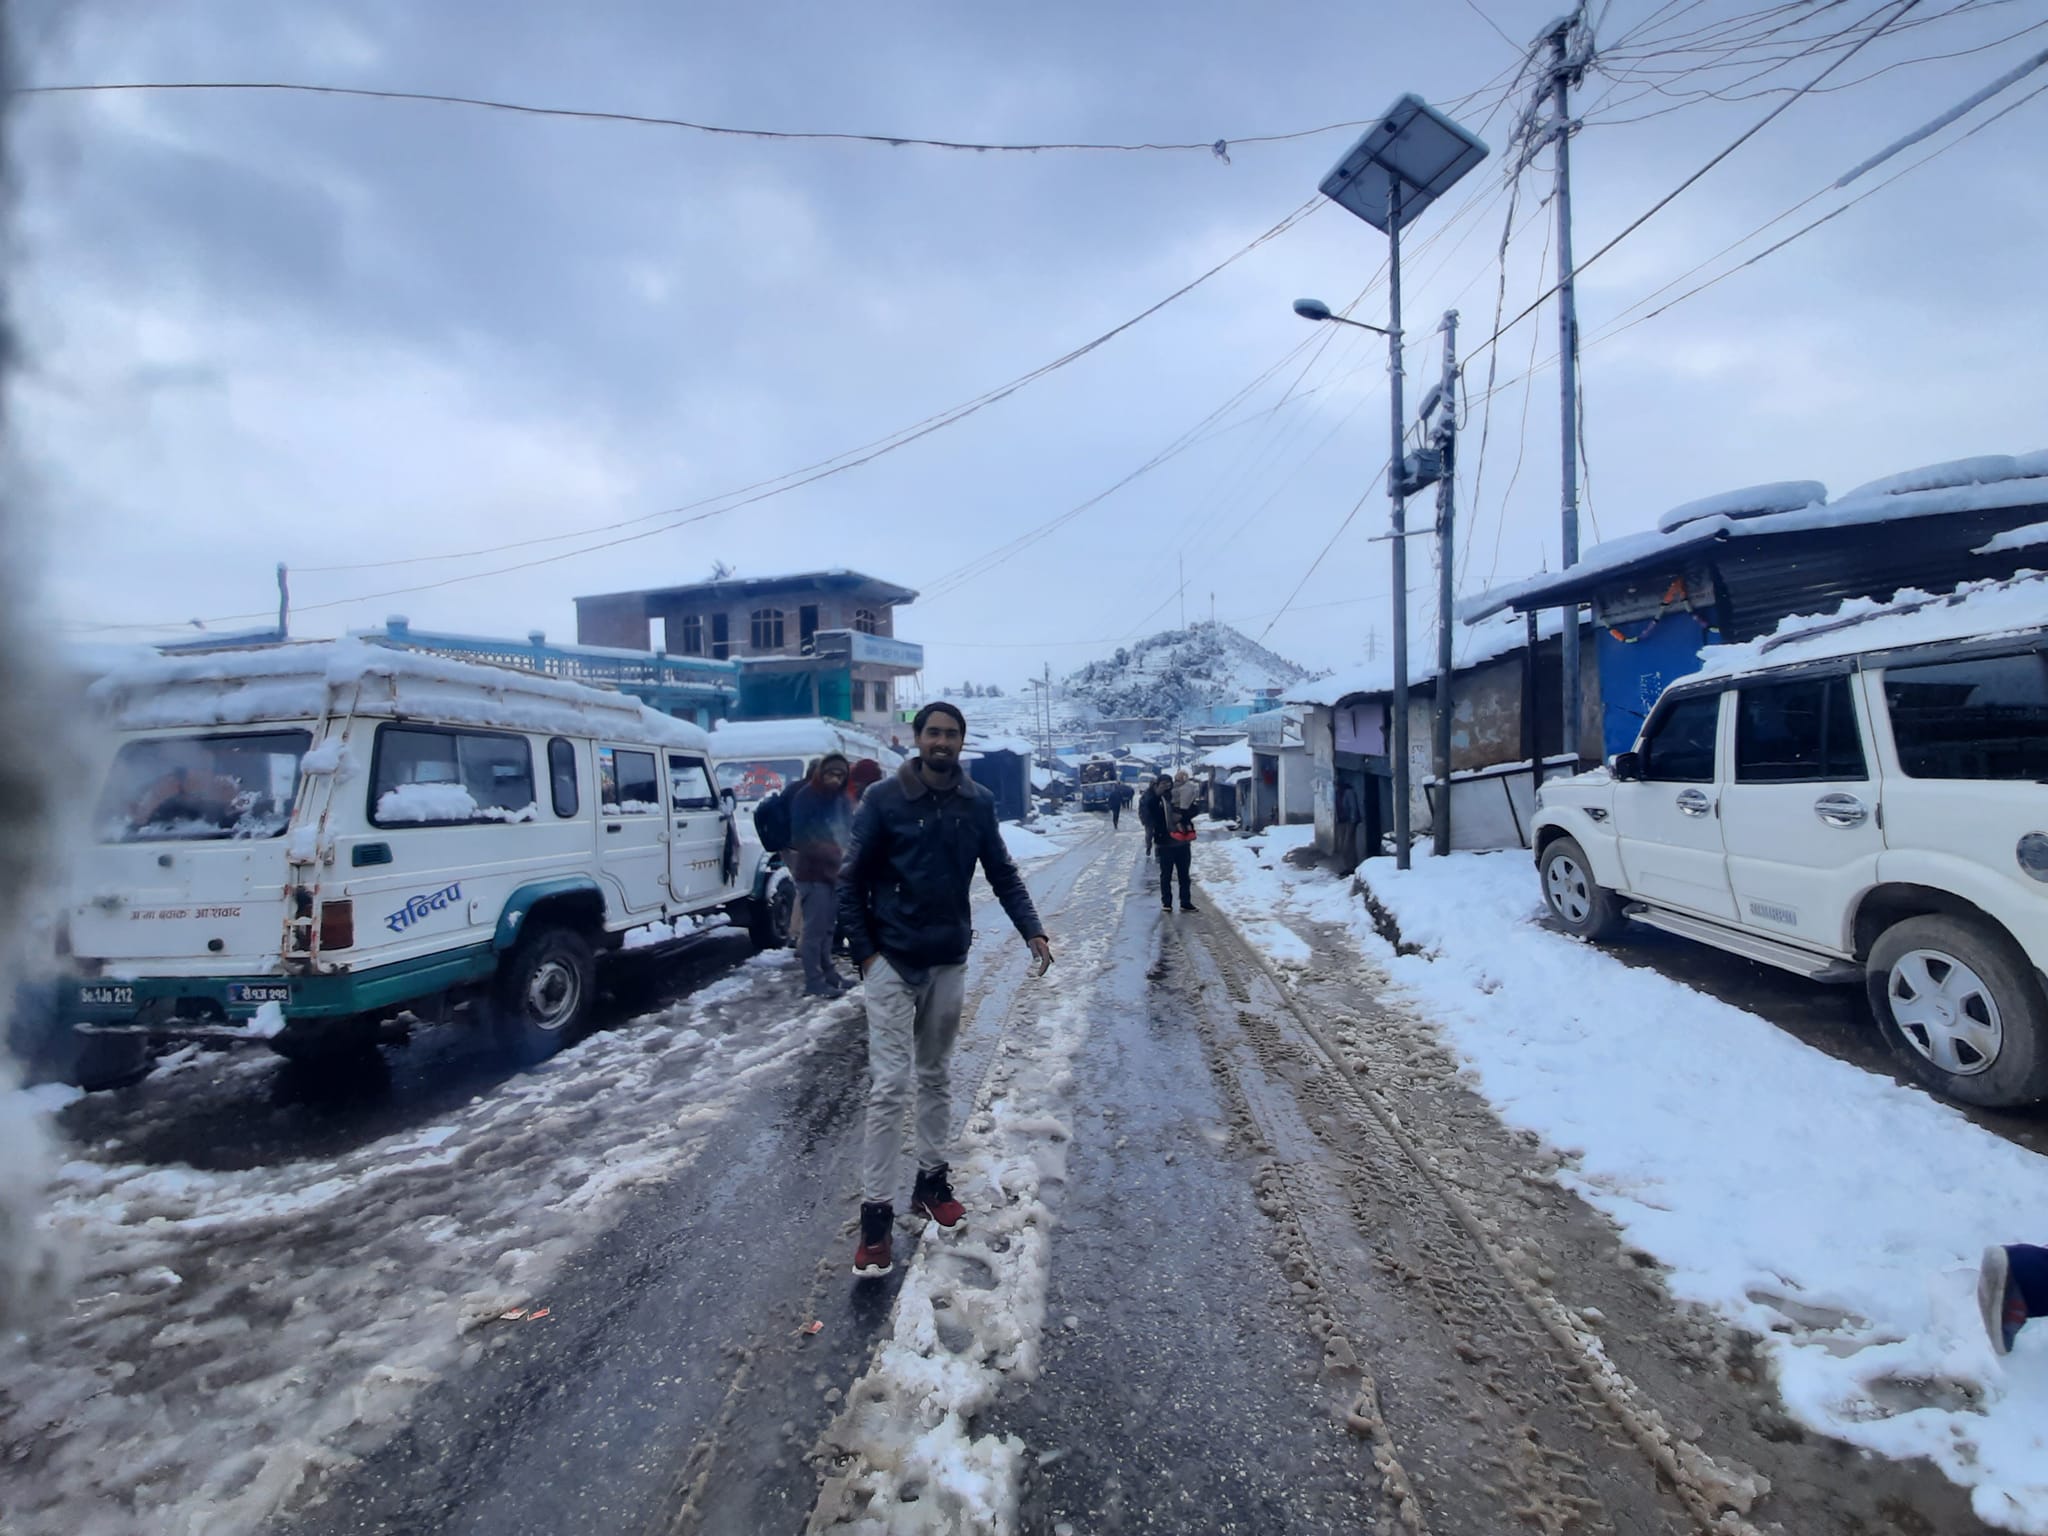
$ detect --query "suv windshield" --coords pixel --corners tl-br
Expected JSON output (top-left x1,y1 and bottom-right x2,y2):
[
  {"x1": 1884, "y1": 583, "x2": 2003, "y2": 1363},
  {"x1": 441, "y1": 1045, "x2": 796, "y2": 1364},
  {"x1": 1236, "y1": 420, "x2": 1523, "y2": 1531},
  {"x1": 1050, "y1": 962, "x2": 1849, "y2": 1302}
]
[{"x1": 97, "y1": 730, "x2": 311, "y2": 842}]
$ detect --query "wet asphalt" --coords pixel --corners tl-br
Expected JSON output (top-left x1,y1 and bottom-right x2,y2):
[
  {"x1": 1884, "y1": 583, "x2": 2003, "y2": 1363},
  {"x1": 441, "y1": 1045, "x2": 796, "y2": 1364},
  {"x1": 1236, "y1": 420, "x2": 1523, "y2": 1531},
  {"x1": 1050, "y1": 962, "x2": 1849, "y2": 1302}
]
[{"x1": 988, "y1": 866, "x2": 1380, "y2": 1534}]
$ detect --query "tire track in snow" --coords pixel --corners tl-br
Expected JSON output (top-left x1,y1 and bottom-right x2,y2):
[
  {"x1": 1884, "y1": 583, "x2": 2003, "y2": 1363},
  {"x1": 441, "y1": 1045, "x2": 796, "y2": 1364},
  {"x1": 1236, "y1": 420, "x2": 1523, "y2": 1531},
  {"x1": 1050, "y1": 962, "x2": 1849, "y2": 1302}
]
[
  {"x1": 1179, "y1": 878, "x2": 1764, "y2": 1536},
  {"x1": 0, "y1": 952, "x2": 844, "y2": 1536}
]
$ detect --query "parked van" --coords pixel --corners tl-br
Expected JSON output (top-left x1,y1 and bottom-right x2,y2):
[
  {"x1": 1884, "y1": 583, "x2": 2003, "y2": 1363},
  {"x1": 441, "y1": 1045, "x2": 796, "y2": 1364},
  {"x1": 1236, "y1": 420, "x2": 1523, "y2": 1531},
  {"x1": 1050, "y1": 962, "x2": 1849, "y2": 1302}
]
[
  {"x1": 63, "y1": 642, "x2": 794, "y2": 1071},
  {"x1": 709, "y1": 717, "x2": 901, "y2": 804}
]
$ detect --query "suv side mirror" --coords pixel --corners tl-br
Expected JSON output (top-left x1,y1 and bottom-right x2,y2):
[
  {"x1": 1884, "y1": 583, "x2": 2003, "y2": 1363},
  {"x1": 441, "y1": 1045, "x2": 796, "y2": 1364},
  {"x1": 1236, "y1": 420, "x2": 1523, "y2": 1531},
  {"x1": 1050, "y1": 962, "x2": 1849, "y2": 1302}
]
[
  {"x1": 720, "y1": 787, "x2": 737, "y2": 811},
  {"x1": 1611, "y1": 751, "x2": 1641, "y2": 782}
]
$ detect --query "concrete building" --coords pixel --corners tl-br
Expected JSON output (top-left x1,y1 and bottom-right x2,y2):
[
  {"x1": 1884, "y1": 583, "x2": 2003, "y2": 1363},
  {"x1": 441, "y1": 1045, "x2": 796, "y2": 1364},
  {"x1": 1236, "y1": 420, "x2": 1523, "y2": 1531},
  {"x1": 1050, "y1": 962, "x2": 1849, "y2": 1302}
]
[{"x1": 574, "y1": 570, "x2": 922, "y2": 736}]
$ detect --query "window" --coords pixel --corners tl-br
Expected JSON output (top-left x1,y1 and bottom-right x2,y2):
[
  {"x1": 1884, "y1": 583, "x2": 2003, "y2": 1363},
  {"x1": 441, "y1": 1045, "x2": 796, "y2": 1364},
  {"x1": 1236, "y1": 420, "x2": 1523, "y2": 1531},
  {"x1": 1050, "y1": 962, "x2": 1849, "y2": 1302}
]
[
  {"x1": 799, "y1": 604, "x2": 819, "y2": 653},
  {"x1": 599, "y1": 747, "x2": 662, "y2": 814},
  {"x1": 1639, "y1": 692, "x2": 1720, "y2": 783},
  {"x1": 750, "y1": 608, "x2": 785, "y2": 650},
  {"x1": 548, "y1": 738, "x2": 579, "y2": 817},
  {"x1": 678, "y1": 614, "x2": 704, "y2": 655},
  {"x1": 1884, "y1": 649, "x2": 2048, "y2": 780},
  {"x1": 854, "y1": 607, "x2": 880, "y2": 635},
  {"x1": 1735, "y1": 677, "x2": 1866, "y2": 783},
  {"x1": 715, "y1": 757, "x2": 804, "y2": 801},
  {"x1": 667, "y1": 754, "x2": 718, "y2": 811},
  {"x1": 372, "y1": 726, "x2": 535, "y2": 826},
  {"x1": 96, "y1": 730, "x2": 309, "y2": 843},
  {"x1": 851, "y1": 679, "x2": 867, "y2": 712},
  {"x1": 872, "y1": 680, "x2": 889, "y2": 712},
  {"x1": 710, "y1": 613, "x2": 730, "y2": 660}
]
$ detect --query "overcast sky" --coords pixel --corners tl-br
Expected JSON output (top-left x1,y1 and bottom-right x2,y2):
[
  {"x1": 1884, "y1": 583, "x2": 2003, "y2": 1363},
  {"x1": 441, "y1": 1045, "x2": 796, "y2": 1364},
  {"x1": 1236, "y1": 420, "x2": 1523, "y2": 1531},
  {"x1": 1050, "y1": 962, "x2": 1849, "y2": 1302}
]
[{"x1": 11, "y1": 0, "x2": 2046, "y2": 691}]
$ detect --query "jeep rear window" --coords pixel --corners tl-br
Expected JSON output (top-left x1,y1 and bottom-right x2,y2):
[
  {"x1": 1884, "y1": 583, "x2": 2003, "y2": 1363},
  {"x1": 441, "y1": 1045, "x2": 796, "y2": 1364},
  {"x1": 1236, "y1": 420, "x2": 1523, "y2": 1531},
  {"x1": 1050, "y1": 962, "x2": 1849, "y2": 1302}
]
[
  {"x1": 372, "y1": 726, "x2": 537, "y2": 826},
  {"x1": 1883, "y1": 650, "x2": 2048, "y2": 781},
  {"x1": 97, "y1": 731, "x2": 310, "y2": 842},
  {"x1": 1735, "y1": 678, "x2": 1867, "y2": 783}
]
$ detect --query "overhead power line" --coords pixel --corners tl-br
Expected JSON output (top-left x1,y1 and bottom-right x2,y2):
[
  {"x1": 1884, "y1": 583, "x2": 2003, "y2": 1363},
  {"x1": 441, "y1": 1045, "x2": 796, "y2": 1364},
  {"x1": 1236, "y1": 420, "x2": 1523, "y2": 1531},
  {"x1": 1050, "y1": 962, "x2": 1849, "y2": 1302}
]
[
  {"x1": 97, "y1": 197, "x2": 1324, "y2": 633},
  {"x1": 24, "y1": 79, "x2": 1428, "y2": 159}
]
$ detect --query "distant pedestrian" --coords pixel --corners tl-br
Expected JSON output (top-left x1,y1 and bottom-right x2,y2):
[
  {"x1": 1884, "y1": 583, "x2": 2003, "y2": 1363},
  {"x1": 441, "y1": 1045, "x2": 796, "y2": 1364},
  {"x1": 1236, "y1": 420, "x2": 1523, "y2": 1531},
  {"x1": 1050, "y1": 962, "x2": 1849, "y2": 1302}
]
[
  {"x1": 1981, "y1": 1244, "x2": 2048, "y2": 1354},
  {"x1": 1139, "y1": 774, "x2": 1167, "y2": 859},
  {"x1": 1159, "y1": 769, "x2": 1201, "y2": 913},
  {"x1": 837, "y1": 702, "x2": 1054, "y2": 1278},
  {"x1": 1108, "y1": 781, "x2": 1125, "y2": 830},
  {"x1": 788, "y1": 753, "x2": 854, "y2": 996}
]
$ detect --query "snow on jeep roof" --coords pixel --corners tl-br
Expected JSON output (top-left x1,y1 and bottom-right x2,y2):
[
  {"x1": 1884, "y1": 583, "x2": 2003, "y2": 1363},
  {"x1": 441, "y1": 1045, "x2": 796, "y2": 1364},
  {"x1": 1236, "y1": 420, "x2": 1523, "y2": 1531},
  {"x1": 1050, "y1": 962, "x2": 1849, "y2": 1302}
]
[
  {"x1": 708, "y1": 717, "x2": 900, "y2": 760},
  {"x1": 1692, "y1": 571, "x2": 2048, "y2": 679},
  {"x1": 87, "y1": 639, "x2": 714, "y2": 749}
]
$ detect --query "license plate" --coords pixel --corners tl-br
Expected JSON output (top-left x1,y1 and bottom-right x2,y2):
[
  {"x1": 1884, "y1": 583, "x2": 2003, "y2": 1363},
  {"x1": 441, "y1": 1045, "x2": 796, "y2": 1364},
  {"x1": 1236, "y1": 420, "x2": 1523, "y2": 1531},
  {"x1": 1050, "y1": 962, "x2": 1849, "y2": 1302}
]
[
  {"x1": 227, "y1": 982, "x2": 291, "y2": 1006},
  {"x1": 78, "y1": 983, "x2": 134, "y2": 1008}
]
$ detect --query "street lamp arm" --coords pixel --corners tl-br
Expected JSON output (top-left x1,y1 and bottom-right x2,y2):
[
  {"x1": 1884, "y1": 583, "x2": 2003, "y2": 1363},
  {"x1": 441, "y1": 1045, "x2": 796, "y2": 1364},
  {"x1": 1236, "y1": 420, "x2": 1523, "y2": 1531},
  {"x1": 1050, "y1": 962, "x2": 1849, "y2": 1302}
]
[{"x1": 1291, "y1": 297, "x2": 1393, "y2": 337}]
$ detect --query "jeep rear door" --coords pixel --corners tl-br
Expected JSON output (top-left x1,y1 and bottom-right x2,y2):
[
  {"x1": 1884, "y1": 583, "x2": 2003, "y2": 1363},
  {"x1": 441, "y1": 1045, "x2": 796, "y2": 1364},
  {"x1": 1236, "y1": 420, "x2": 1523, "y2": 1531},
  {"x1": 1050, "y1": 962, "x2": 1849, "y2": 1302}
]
[
  {"x1": 597, "y1": 746, "x2": 669, "y2": 915},
  {"x1": 1719, "y1": 671, "x2": 1880, "y2": 952},
  {"x1": 665, "y1": 752, "x2": 729, "y2": 903},
  {"x1": 1613, "y1": 689, "x2": 1736, "y2": 919}
]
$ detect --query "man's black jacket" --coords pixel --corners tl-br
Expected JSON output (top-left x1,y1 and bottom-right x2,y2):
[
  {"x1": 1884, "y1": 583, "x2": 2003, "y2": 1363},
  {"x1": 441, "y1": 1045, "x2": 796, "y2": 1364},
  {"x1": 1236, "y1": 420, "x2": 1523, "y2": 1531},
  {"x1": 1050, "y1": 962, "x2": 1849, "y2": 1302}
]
[{"x1": 836, "y1": 757, "x2": 1044, "y2": 971}]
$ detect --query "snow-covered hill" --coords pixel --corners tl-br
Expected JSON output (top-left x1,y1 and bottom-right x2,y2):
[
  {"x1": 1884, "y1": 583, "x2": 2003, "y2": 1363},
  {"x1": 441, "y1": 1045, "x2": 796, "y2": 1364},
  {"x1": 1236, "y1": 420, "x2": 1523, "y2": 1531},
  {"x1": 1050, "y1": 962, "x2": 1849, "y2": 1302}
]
[{"x1": 1062, "y1": 622, "x2": 1312, "y2": 722}]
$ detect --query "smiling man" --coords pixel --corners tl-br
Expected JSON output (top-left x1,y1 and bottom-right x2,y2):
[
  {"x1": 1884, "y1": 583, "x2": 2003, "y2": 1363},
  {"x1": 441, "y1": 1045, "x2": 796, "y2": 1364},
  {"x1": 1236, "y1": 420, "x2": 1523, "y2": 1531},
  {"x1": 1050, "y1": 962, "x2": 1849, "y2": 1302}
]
[{"x1": 835, "y1": 700, "x2": 1053, "y2": 1277}]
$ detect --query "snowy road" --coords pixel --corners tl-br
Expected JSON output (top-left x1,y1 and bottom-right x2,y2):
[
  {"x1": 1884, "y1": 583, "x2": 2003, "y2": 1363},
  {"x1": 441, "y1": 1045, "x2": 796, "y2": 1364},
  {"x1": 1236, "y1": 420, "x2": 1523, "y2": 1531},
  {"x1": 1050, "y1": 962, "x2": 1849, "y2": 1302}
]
[{"x1": 0, "y1": 816, "x2": 1999, "y2": 1534}]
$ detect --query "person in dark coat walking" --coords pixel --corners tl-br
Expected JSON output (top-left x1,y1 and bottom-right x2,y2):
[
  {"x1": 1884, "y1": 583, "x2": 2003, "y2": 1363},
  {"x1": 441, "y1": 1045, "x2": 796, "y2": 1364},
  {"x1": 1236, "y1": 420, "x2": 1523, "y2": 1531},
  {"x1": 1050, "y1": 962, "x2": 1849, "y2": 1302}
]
[
  {"x1": 787, "y1": 752, "x2": 853, "y2": 996},
  {"x1": 836, "y1": 702, "x2": 1054, "y2": 1277},
  {"x1": 1138, "y1": 774, "x2": 1167, "y2": 859},
  {"x1": 1159, "y1": 769, "x2": 1201, "y2": 913},
  {"x1": 1109, "y1": 780, "x2": 1129, "y2": 830}
]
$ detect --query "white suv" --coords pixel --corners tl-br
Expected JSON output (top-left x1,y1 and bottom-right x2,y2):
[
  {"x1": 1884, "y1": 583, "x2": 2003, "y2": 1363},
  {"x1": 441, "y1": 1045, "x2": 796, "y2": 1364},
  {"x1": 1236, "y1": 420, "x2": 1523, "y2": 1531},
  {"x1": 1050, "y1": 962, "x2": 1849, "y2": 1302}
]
[{"x1": 1533, "y1": 587, "x2": 2048, "y2": 1108}]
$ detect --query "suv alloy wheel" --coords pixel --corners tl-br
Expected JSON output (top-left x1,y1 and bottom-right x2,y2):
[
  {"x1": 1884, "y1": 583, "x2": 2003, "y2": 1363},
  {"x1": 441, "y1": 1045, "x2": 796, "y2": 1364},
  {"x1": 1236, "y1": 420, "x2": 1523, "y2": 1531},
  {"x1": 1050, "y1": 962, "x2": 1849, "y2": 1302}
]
[
  {"x1": 1868, "y1": 914, "x2": 2048, "y2": 1108},
  {"x1": 1539, "y1": 836, "x2": 1624, "y2": 941}
]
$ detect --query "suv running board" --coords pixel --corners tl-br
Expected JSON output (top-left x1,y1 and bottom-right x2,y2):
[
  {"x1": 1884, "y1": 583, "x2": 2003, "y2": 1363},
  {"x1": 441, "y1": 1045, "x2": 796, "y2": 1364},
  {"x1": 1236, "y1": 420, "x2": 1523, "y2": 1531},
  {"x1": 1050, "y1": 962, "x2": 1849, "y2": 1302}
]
[{"x1": 1624, "y1": 905, "x2": 1862, "y2": 984}]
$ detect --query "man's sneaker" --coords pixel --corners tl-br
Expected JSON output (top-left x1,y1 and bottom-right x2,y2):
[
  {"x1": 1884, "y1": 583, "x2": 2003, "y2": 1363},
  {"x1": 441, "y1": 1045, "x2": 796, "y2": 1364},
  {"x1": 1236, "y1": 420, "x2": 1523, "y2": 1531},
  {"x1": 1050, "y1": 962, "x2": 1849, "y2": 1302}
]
[
  {"x1": 911, "y1": 1164, "x2": 966, "y2": 1230},
  {"x1": 1162, "y1": 901, "x2": 1173, "y2": 912},
  {"x1": 854, "y1": 1202, "x2": 894, "y2": 1278},
  {"x1": 1180, "y1": 903, "x2": 1200, "y2": 913},
  {"x1": 1980, "y1": 1244, "x2": 2028, "y2": 1354}
]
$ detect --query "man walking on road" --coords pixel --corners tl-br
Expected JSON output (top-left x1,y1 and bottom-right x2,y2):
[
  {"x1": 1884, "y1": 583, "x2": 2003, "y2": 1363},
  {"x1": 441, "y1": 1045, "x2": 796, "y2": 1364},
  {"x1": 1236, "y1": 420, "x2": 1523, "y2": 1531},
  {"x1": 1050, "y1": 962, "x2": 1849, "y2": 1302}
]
[
  {"x1": 1159, "y1": 769, "x2": 1201, "y2": 914},
  {"x1": 788, "y1": 752, "x2": 854, "y2": 997},
  {"x1": 1139, "y1": 773, "x2": 1167, "y2": 859},
  {"x1": 837, "y1": 702, "x2": 1054, "y2": 1277},
  {"x1": 1109, "y1": 780, "x2": 1126, "y2": 830}
]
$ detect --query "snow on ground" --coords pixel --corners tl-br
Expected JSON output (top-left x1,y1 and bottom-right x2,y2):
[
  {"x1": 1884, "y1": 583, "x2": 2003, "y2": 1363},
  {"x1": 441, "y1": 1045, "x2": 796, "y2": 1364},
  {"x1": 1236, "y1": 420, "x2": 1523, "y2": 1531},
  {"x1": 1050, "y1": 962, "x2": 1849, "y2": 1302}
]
[
  {"x1": 0, "y1": 950, "x2": 840, "y2": 1536},
  {"x1": 998, "y1": 820, "x2": 1064, "y2": 863},
  {"x1": 812, "y1": 845, "x2": 1126, "y2": 1535},
  {"x1": 1195, "y1": 833, "x2": 2048, "y2": 1533}
]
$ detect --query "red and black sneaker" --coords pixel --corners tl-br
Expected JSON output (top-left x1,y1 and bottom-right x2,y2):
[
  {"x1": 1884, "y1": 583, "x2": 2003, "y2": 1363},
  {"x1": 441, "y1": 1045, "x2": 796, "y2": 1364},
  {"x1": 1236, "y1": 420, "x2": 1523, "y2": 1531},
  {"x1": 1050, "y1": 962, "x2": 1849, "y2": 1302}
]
[
  {"x1": 911, "y1": 1163, "x2": 966, "y2": 1231},
  {"x1": 853, "y1": 1201, "x2": 894, "y2": 1278}
]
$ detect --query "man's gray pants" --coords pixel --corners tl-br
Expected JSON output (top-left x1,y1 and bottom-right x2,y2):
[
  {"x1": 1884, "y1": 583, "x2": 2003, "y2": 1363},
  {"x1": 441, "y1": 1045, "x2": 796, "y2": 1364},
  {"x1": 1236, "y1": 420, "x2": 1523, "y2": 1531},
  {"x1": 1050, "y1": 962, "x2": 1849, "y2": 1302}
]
[
  {"x1": 861, "y1": 957, "x2": 967, "y2": 1204},
  {"x1": 797, "y1": 881, "x2": 838, "y2": 989}
]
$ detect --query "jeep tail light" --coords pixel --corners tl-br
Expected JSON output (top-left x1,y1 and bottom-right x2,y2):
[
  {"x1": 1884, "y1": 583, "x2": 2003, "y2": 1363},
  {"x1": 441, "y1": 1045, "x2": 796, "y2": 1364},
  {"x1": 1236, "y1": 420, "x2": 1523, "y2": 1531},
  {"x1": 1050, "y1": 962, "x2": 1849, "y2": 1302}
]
[{"x1": 319, "y1": 900, "x2": 355, "y2": 951}]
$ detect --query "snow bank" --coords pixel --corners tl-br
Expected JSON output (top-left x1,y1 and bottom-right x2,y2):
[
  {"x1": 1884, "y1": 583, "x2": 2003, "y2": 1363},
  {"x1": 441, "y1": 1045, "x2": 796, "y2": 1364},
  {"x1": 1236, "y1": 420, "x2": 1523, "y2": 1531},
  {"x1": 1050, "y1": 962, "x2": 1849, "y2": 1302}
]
[
  {"x1": 1195, "y1": 839, "x2": 2048, "y2": 1532},
  {"x1": 998, "y1": 822, "x2": 1062, "y2": 862}
]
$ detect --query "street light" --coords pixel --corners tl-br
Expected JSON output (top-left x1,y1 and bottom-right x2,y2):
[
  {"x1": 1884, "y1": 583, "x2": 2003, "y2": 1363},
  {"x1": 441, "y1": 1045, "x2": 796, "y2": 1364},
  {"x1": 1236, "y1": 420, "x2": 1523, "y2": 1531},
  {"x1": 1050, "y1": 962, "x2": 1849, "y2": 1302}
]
[
  {"x1": 1306, "y1": 93, "x2": 1487, "y2": 870},
  {"x1": 1292, "y1": 298, "x2": 1391, "y2": 336}
]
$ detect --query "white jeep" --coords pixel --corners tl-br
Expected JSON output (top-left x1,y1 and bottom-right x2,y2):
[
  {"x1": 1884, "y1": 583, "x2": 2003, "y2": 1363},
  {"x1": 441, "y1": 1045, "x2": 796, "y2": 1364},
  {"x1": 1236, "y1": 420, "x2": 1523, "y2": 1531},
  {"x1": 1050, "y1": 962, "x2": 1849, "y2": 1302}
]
[
  {"x1": 61, "y1": 641, "x2": 794, "y2": 1072},
  {"x1": 1532, "y1": 586, "x2": 2048, "y2": 1107}
]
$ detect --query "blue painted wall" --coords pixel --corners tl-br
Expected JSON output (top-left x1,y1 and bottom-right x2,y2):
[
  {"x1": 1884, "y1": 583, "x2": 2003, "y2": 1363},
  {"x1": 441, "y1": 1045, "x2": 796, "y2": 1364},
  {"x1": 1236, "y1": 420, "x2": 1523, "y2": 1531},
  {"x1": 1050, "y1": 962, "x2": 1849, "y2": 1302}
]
[{"x1": 1596, "y1": 615, "x2": 1720, "y2": 757}]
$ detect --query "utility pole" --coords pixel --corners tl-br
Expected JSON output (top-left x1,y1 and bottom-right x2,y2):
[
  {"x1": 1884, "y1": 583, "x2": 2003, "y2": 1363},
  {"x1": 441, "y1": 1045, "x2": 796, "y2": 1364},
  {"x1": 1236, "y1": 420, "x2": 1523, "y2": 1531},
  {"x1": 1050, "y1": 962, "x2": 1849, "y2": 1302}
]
[
  {"x1": 1179, "y1": 554, "x2": 1187, "y2": 632},
  {"x1": 1431, "y1": 310, "x2": 1459, "y2": 856},
  {"x1": 1386, "y1": 183, "x2": 1412, "y2": 870},
  {"x1": 1549, "y1": 10, "x2": 1587, "y2": 767},
  {"x1": 276, "y1": 563, "x2": 290, "y2": 640}
]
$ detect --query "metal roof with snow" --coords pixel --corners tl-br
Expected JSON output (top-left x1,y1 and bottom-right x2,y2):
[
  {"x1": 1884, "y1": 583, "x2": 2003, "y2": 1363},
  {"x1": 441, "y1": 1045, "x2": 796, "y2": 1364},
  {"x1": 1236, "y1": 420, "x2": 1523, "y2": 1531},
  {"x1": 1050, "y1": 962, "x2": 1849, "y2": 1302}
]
[
  {"x1": 1458, "y1": 453, "x2": 2048, "y2": 637},
  {"x1": 578, "y1": 569, "x2": 918, "y2": 608}
]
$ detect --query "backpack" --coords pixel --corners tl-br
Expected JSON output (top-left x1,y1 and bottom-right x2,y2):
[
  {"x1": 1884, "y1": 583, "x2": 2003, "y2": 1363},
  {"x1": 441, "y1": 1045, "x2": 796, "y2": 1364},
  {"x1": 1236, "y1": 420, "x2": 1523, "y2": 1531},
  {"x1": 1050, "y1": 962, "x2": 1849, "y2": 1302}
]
[{"x1": 753, "y1": 786, "x2": 794, "y2": 854}]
